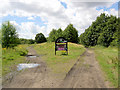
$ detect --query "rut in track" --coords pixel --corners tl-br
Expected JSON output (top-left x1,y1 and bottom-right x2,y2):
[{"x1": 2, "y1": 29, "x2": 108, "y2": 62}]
[{"x1": 59, "y1": 49, "x2": 110, "y2": 88}]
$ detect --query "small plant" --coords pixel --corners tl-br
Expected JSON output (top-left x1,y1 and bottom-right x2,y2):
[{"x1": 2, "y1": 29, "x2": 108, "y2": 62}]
[
  {"x1": 19, "y1": 49, "x2": 28, "y2": 56},
  {"x1": 14, "y1": 45, "x2": 28, "y2": 56}
]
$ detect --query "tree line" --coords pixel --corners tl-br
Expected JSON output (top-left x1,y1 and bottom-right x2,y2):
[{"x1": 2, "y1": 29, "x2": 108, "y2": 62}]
[
  {"x1": 48, "y1": 24, "x2": 78, "y2": 43},
  {"x1": 1, "y1": 22, "x2": 78, "y2": 48},
  {"x1": 1, "y1": 13, "x2": 119, "y2": 48},
  {"x1": 79, "y1": 13, "x2": 119, "y2": 47}
]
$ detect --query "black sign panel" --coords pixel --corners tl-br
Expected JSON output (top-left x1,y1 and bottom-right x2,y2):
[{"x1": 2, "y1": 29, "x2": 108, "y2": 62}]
[{"x1": 55, "y1": 37, "x2": 68, "y2": 55}]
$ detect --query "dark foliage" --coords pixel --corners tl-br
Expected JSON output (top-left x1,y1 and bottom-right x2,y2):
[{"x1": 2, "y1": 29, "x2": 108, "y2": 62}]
[{"x1": 79, "y1": 13, "x2": 119, "y2": 47}]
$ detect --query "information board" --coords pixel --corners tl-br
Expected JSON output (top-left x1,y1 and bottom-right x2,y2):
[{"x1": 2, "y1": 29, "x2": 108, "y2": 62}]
[{"x1": 55, "y1": 37, "x2": 68, "y2": 55}]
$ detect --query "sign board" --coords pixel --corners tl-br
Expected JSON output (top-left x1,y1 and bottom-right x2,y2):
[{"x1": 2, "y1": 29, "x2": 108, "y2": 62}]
[{"x1": 55, "y1": 37, "x2": 68, "y2": 55}]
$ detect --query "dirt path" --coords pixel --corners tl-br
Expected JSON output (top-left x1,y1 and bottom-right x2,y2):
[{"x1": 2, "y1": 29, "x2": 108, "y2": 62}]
[
  {"x1": 59, "y1": 49, "x2": 110, "y2": 88},
  {"x1": 3, "y1": 47, "x2": 110, "y2": 88},
  {"x1": 3, "y1": 46, "x2": 61, "y2": 88}
]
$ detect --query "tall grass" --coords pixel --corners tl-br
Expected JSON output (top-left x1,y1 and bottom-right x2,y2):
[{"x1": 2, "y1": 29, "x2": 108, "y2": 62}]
[
  {"x1": 2, "y1": 44, "x2": 28, "y2": 76},
  {"x1": 94, "y1": 46, "x2": 118, "y2": 87}
]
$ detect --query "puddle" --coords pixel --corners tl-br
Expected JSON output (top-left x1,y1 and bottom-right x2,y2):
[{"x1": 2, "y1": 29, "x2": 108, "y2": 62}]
[
  {"x1": 28, "y1": 56, "x2": 37, "y2": 58},
  {"x1": 17, "y1": 63, "x2": 40, "y2": 71},
  {"x1": 26, "y1": 55, "x2": 37, "y2": 58}
]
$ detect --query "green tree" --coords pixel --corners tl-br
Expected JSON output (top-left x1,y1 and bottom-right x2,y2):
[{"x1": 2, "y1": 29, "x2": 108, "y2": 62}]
[
  {"x1": 35, "y1": 33, "x2": 46, "y2": 43},
  {"x1": 56, "y1": 28, "x2": 63, "y2": 38},
  {"x1": 48, "y1": 29, "x2": 57, "y2": 42},
  {"x1": 29, "y1": 39, "x2": 35, "y2": 44},
  {"x1": 79, "y1": 13, "x2": 118, "y2": 47},
  {"x1": 63, "y1": 24, "x2": 78, "y2": 43},
  {"x1": 19, "y1": 38, "x2": 29, "y2": 44},
  {"x1": 2, "y1": 21, "x2": 19, "y2": 48}
]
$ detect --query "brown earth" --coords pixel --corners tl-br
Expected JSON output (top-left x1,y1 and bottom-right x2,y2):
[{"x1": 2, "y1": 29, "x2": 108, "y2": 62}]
[
  {"x1": 3, "y1": 46, "x2": 62, "y2": 88},
  {"x1": 3, "y1": 47, "x2": 110, "y2": 88},
  {"x1": 59, "y1": 49, "x2": 110, "y2": 88}
]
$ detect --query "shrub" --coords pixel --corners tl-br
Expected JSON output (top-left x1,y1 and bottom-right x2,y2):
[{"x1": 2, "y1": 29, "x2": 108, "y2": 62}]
[{"x1": 14, "y1": 45, "x2": 28, "y2": 56}]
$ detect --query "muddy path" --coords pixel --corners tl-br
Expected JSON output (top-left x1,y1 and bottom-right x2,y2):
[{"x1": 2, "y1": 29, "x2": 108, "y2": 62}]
[
  {"x1": 59, "y1": 49, "x2": 110, "y2": 88},
  {"x1": 3, "y1": 46, "x2": 61, "y2": 88},
  {"x1": 3, "y1": 47, "x2": 110, "y2": 88}
]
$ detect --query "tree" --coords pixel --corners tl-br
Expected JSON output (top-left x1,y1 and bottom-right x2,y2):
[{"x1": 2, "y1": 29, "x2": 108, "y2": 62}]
[
  {"x1": 48, "y1": 28, "x2": 63, "y2": 42},
  {"x1": 29, "y1": 39, "x2": 35, "y2": 44},
  {"x1": 56, "y1": 28, "x2": 63, "y2": 38},
  {"x1": 48, "y1": 29, "x2": 57, "y2": 42},
  {"x1": 19, "y1": 38, "x2": 29, "y2": 44},
  {"x1": 35, "y1": 33, "x2": 46, "y2": 43},
  {"x1": 2, "y1": 21, "x2": 19, "y2": 48},
  {"x1": 63, "y1": 24, "x2": 78, "y2": 43},
  {"x1": 79, "y1": 13, "x2": 118, "y2": 47}
]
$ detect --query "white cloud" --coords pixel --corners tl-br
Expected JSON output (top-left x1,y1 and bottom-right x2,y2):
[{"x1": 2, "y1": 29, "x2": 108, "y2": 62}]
[
  {"x1": 27, "y1": 16, "x2": 35, "y2": 20},
  {"x1": 0, "y1": 0, "x2": 119, "y2": 39},
  {"x1": 10, "y1": 21, "x2": 46, "y2": 39}
]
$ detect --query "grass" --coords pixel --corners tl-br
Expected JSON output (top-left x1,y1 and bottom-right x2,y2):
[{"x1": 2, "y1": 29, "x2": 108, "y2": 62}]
[
  {"x1": 2, "y1": 44, "x2": 28, "y2": 76},
  {"x1": 93, "y1": 46, "x2": 118, "y2": 87},
  {"x1": 0, "y1": 44, "x2": 2, "y2": 79},
  {"x1": 33, "y1": 42, "x2": 85, "y2": 78}
]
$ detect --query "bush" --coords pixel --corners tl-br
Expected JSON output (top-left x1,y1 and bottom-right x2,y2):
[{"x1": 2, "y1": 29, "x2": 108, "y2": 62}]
[
  {"x1": 14, "y1": 45, "x2": 28, "y2": 56},
  {"x1": 19, "y1": 49, "x2": 28, "y2": 56}
]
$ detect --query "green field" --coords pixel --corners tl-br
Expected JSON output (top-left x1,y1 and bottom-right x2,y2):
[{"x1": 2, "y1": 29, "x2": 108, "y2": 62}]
[
  {"x1": 33, "y1": 42, "x2": 85, "y2": 78},
  {"x1": 93, "y1": 46, "x2": 118, "y2": 87}
]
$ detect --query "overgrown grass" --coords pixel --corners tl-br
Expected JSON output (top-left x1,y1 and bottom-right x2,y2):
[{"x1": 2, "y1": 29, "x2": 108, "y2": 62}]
[
  {"x1": 33, "y1": 42, "x2": 85, "y2": 78},
  {"x1": 2, "y1": 44, "x2": 28, "y2": 76},
  {"x1": 93, "y1": 46, "x2": 118, "y2": 87}
]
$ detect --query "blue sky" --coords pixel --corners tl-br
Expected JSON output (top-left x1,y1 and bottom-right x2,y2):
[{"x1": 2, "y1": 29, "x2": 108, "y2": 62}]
[
  {"x1": 60, "y1": 1, "x2": 67, "y2": 8},
  {"x1": 2, "y1": 15, "x2": 47, "y2": 27},
  {"x1": 96, "y1": 2, "x2": 118, "y2": 11},
  {"x1": 0, "y1": 0, "x2": 119, "y2": 39}
]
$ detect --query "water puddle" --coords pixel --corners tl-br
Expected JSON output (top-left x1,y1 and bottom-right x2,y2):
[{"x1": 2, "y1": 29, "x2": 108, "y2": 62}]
[
  {"x1": 17, "y1": 63, "x2": 40, "y2": 71},
  {"x1": 26, "y1": 55, "x2": 37, "y2": 58},
  {"x1": 29, "y1": 56, "x2": 37, "y2": 58}
]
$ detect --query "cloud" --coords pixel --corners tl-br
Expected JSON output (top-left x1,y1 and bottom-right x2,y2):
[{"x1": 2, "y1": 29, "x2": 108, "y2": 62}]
[
  {"x1": 27, "y1": 16, "x2": 35, "y2": 20},
  {"x1": 10, "y1": 21, "x2": 46, "y2": 39},
  {"x1": 1, "y1": 0, "x2": 119, "y2": 39}
]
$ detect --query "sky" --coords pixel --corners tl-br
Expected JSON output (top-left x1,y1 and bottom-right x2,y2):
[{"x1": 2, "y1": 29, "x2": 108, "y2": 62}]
[{"x1": 0, "y1": 0, "x2": 119, "y2": 39}]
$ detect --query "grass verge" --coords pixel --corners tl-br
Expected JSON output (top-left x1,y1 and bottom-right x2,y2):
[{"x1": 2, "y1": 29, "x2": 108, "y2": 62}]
[
  {"x1": 93, "y1": 46, "x2": 118, "y2": 87},
  {"x1": 2, "y1": 44, "x2": 28, "y2": 76}
]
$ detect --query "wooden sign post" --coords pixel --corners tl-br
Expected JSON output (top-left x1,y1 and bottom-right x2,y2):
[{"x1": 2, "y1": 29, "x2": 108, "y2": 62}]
[{"x1": 55, "y1": 37, "x2": 68, "y2": 55}]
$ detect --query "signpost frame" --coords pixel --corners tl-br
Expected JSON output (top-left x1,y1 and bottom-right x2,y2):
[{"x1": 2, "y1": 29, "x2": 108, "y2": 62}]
[{"x1": 55, "y1": 37, "x2": 68, "y2": 55}]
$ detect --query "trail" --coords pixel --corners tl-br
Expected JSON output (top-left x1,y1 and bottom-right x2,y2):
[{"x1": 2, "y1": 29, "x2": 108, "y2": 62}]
[
  {"x1": 3, "y1": 46, "x2": 61, "y2": 88},
  {"x1": 59, "y1": 49, "x2": 110, "y2": 88},
  {"x1": 3, "y1": 47, "x2": 110, "y2": 88}
]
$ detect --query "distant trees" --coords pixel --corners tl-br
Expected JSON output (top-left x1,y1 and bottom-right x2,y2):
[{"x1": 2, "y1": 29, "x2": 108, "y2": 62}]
[
  {"x1": 35, "y1": 33, "x2": 46, "y2": 43},
  {"x1": 2, "y1": 21, "x2": 19, "y2": 48},
  {"x1": 29, "y1": 39, "x2": 35, "y2": 44},
  {"x1": 48, "y1": 24, "x2": 78, "y2": 43},
  {"x1": 19, "y1": 38, "x2": 35, "y2": 44},
  {"x1": 63, "y1": 24, "x2": 78, "y2": 43},
  {"x1": 48, "y1": 28, "x2": 63, "y2": 42},
  {"x1": 48, "y1": 29, "x2": 57, "y2": 42},
  {"x1": 79, "y1": 13, "x2": 119, "y2": 47},
  {"x1": 2, "y1": 13, "x2": 118, "y2": 47}
]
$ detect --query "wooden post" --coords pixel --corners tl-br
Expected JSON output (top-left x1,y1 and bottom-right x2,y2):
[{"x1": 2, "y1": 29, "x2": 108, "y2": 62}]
[
  {"x1": 55, "y1": 43, "x2": 56, "y2": 55},
  {"x1": 66, "y1": 42, "x2": 68, "y2": 55}
]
